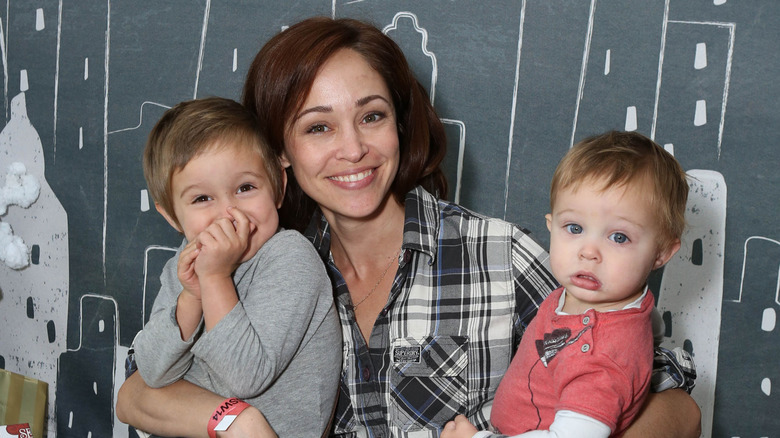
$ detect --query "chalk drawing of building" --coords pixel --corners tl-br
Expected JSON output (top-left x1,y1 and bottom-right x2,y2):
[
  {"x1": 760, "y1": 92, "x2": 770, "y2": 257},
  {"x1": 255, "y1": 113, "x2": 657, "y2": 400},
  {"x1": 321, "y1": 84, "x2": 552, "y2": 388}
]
[
  {"x1": 383, "y1": 12, "x2": 467, "y2": 204},
  {"x1": 0, "y1": 85, "x2": 69, "y2": 437},
  {"x1": 658, "y1": 169, "x2": 726, "y2": 438}
]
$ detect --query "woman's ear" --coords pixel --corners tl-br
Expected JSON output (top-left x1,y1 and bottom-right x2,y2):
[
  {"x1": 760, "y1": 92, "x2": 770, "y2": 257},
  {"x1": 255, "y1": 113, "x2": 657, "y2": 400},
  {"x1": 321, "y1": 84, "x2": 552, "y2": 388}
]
[
  {"x1": 277, "y1": 166, "x2": 288, "y2": 209},
  {"x1": 654, "y1": 238, "x2": 681, "y2": 270},
  {"x1": 280, "y1": 152, "x2": 291, "y2": 169},
  {"x1": 155, "y1": 203, "x2": 182, "y2": 234}
]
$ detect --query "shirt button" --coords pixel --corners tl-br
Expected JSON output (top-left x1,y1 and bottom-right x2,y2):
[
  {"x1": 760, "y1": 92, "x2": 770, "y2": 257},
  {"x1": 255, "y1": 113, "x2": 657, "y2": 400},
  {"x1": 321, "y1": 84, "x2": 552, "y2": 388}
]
[
  {"x1": 581, "y1": 344, "x2": 590, "y2": 353},
  {"x1": 362, "y1": 367, "x2": 371, "y2": 381},
  {"x1": 582, "y1": 316, "x2": 590, "y2": 325}
]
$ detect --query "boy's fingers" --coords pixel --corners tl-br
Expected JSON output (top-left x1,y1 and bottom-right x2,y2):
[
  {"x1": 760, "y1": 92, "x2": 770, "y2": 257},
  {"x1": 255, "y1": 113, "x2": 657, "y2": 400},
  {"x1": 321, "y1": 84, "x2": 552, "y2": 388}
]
[
  {"x1": 202, "y1": 218, "x2": 234, "y2": 242},
  {"x1": 227, "y1": 207, "x2": 252, "y2": 237}
]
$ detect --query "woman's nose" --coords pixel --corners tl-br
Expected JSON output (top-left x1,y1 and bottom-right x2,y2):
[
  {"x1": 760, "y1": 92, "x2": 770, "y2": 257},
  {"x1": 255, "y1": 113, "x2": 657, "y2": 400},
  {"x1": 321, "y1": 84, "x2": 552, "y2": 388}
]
[{"x1": 336, "y1": 125, "x2": 368, "y2": 162}]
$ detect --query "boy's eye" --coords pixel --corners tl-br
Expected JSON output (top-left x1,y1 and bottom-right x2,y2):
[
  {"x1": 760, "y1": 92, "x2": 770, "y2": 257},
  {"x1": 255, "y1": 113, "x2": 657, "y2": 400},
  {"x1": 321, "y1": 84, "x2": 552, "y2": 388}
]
[
  {"x1": 609, "y1": 232, "x2": 629, "y2": 244},
  {"x1": 192, "y1": 195, "x2": 211, "y2": 204},
  {"x1": 237, "y1": 184, "x2": 256, "y2": 193},
  {"x1": 565, "y1": 224, "x2": 583, "y2": 234}
]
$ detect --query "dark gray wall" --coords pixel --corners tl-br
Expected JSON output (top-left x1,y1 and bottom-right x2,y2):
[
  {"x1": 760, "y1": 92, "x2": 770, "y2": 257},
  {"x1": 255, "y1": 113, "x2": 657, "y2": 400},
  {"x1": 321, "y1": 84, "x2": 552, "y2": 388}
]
[{"x1": 0, "y1": 1, "x2": 777, "y2": 437}]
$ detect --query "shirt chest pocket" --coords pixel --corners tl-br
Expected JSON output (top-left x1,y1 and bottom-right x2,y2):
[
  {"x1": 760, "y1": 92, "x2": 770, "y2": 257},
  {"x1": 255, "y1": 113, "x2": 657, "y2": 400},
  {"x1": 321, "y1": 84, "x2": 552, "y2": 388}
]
[{"x1": 389, "y1": 335, "x2": 469, "y2": 432}]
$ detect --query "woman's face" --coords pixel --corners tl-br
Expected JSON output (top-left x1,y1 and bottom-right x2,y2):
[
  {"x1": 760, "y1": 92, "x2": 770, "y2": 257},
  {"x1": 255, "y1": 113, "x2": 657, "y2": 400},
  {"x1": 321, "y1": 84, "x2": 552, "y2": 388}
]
[{"x1": 282, "y1": 48, "x2": 400, "y2": 223}]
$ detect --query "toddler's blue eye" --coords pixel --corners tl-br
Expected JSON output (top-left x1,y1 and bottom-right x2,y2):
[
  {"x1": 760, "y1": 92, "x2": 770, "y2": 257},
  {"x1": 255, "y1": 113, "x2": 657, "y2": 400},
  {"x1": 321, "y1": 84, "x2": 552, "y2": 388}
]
[
  {"x1": 610, "y1": 233, "x2": 629, "y2": 244},
  {"x1": 565, "y1": 224, "x2": 583, "y2": 234}
]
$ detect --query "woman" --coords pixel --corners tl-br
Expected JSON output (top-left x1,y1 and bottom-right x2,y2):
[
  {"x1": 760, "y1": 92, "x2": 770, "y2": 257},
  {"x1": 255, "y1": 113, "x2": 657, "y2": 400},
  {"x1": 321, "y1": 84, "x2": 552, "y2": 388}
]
[{"x1": 117, "y1": 17, "x2": 700, "y2": 438}]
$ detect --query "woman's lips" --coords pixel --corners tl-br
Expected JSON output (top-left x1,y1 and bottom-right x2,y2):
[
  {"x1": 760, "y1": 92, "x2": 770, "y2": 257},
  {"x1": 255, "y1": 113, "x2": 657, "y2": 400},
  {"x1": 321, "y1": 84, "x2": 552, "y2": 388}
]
[{"x1": 328, "y1": 168, "x2": 374, "y2": 183}]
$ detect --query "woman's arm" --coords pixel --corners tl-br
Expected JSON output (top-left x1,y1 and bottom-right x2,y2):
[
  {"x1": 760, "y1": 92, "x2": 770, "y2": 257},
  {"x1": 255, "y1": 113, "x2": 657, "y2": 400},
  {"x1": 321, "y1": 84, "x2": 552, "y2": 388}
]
[
  {"x1": 622, "y1": 389, "x2": 701, "y2": 438},
  {"x1": 116, "y1": 372, "x2": 277, "y2": 438}
]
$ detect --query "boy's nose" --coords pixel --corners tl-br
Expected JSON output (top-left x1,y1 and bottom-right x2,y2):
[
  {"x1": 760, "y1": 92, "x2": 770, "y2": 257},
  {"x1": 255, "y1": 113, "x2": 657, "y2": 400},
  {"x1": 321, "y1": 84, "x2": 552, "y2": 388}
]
[{"x1": 578, "y1": 243, "x2": 601, "y2": 262}]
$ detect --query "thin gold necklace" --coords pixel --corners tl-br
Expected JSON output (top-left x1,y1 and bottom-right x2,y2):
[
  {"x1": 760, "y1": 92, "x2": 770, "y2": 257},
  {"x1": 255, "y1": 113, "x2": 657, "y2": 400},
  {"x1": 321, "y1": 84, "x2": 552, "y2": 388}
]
[{"x1": 352, "y1": 247, "x2": 402, "y2": 310}]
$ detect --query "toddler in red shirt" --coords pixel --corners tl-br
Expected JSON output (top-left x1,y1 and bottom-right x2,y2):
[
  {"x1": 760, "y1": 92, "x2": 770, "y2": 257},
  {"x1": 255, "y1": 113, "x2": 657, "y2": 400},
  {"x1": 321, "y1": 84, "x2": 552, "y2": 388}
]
[{"x1": 443, "y1": 130, "x2": 688, "y2": 438}]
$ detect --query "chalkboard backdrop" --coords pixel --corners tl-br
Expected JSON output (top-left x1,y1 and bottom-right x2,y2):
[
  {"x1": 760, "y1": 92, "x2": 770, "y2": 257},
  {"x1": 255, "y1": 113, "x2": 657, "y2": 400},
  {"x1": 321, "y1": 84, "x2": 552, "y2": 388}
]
[{"x1": 0, "y1": 1, "x2": 777, "y2": 437}]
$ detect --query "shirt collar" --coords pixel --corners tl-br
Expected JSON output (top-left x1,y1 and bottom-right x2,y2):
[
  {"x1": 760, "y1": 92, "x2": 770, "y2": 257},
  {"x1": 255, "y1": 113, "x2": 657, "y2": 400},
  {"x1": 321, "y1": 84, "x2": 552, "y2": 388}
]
[
  {"x1": 303, "y1": 209, "x2": 331, "y2": 263},
  {"x1": 401, "y1": 186, "x2": 439, "y2": 265},
  {"x1": 302, "y1": 185, "x2": 440, "y2": 265},
  {"x1": 557, "y1": 284, "x2": 650, "y2": 314}
]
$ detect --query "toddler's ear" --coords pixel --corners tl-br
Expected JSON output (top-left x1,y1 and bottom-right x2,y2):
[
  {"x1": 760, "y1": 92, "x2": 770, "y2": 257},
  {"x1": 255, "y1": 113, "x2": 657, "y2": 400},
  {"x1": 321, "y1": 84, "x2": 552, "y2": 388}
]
[
  {"x1": 545, "y1": 214, "x2": 553, "y2": 232},
  {"x1": 155, "y1": 203, "x2": 182, "y2": 234},
  {"x1": 654, "y1": 238, "x2": 681, "y2": 270}
]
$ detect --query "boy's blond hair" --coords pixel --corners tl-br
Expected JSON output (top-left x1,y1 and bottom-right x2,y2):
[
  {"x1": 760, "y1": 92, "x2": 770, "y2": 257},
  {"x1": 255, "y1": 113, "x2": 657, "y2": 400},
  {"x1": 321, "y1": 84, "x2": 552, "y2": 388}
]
[
  {"x1": 550, "y1": 130, "x2": 688, "y2": 247},
  {"x1": 143, "y1": 97, "x2": 283, "y2": 228}
]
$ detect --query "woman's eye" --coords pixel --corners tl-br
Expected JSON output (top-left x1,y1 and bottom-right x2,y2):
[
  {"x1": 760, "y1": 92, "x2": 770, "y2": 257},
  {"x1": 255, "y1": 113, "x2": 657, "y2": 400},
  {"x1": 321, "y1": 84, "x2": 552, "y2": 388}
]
[
  {"x1": 237, "y1": 184, "x2": 255, "y2": 193},
  {"x1": 363, "y1": 112, "x2": 383, "y2": 123},
  {"x1": 306, "y1": 124, "x2": 329, "y2": 134},
  {"x1": 609, "y1": 233, "x2": 629, "y2": 244},
  {"x1": 565, "y1": 224, "x2": 583, "y2": 234}
]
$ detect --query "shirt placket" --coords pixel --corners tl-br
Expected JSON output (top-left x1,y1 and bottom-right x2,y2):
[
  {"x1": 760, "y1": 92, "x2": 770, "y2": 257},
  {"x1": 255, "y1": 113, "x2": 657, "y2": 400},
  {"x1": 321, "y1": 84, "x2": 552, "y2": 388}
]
[{"x1": 353, "y1": 249, "x2": 411, "y2": 437}]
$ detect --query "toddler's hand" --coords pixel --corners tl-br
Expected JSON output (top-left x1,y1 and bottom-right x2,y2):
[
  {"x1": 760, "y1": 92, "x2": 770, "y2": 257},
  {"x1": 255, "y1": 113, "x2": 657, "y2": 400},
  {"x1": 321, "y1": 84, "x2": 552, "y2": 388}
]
[
  {"x1": 441, "y1": 414, "x2": 479, "y2": 438},
  {"x1": 194, "y1": 206, "x2": 253, "y2": 280},
  {"x1": 177, "y1": 240, "x2": 201, "y2": 300}
]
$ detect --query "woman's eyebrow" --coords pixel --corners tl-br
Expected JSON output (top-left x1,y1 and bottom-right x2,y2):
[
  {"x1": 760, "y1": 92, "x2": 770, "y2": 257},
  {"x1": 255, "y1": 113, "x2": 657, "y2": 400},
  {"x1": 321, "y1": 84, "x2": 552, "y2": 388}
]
[
  {"x1": 356, "y1": 94, "x2": 389, "y2": 107},
  {"x1": 294, "y1": 95, "x2": 390, "y2": 121},
  {"x1": 295, "y1": 105, "x2": 332, "y2": 121}
]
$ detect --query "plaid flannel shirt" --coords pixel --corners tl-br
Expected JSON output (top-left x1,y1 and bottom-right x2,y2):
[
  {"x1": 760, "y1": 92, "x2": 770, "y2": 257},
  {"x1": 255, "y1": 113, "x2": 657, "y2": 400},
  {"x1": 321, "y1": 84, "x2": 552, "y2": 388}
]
[{"x1": 305, "y1": 186, "x2": 558, "y2": 437}]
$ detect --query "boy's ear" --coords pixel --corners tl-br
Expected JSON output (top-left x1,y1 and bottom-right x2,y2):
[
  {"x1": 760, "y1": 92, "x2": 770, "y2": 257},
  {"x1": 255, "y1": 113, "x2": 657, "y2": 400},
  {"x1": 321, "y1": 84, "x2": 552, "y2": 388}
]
[
  {"x1": 653, "y1": 238, "x2": 681, "y2": 270},
  {"x1": 545, "y1": 214, "x2": 553, "y2": 232},
  {"x1": 155, "y1": 203, "x2": 182, "y2": 233}
]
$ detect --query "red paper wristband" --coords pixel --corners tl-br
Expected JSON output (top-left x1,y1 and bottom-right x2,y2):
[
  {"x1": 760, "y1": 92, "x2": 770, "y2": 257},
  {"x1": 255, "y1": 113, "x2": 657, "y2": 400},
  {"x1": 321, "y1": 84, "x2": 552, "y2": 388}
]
[{"x1": 207, "y1": 397, "x2": 251, "y2": 438}]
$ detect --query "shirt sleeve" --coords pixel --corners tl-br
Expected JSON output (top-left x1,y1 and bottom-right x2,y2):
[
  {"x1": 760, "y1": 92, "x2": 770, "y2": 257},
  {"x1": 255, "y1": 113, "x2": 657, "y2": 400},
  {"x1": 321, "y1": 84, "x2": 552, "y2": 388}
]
[
  {"x1": 651, "y1": 346, "x2": 697, "y2": 393},
  {"x1": 470, "y1": 410, "x2": 611, "y2": 438},
  {"x1": 189, "y1": 231, "x2": 332, "y2": 399},
  {"x1": 133, "y1": 249, "x2": 201, "y2": 388}
]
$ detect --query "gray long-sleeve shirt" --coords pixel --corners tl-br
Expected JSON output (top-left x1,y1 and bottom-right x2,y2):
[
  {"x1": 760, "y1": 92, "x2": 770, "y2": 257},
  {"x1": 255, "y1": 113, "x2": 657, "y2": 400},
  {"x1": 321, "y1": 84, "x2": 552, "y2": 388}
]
[{"x1": 134, "y1": 229, "x2": 342, "y2": 436}]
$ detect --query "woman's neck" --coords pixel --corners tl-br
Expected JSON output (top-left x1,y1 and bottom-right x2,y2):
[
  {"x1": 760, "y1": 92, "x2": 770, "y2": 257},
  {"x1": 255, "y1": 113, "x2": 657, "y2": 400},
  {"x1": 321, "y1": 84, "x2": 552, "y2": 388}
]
[{"x1": 326, "y1": 196, "x2": 405, "y2": 271}]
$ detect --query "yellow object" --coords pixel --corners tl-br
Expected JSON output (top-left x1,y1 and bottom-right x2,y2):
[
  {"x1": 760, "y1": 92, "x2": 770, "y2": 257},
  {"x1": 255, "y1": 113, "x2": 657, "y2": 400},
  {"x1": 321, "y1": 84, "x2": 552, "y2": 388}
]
[{"x1": 0, "y1": 369, "x2": 47, "y2": 438}]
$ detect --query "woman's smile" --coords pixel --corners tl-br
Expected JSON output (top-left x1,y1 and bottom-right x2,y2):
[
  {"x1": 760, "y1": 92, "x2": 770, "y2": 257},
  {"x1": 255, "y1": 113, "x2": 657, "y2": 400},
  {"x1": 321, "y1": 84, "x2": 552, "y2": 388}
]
[{"x1": 328, "y1": 168, "x2": 375, "y2": 183}]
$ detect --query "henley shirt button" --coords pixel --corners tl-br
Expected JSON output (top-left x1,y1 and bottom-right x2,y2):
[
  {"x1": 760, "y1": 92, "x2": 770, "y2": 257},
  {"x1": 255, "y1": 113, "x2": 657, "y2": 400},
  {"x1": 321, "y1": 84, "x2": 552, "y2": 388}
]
[
  {"x1": 581, "y1": 343, "x2": 590, "y2": 353},
  {"x1": 582, "y1": 316, "x2": 590, "y2": 325},
  {"x1": 403, "y1": 249, "x2": 411, "y2": 263},
  {"x1": 362, "y1": 367, "x2": 371, "y2": 381}
]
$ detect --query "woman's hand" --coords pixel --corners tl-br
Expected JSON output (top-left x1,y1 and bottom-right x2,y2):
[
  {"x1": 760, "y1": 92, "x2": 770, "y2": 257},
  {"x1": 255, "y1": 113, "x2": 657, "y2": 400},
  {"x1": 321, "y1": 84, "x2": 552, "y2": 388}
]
[
  {"x1": 218, "y1": 408, "x2": 278, "y2": 438},
  {"x1": 441, "y1": 414, "x2": 478, "y2": 438},
  {"x1": 623, "y1": 389, "x2": 701, "y2": 438}
]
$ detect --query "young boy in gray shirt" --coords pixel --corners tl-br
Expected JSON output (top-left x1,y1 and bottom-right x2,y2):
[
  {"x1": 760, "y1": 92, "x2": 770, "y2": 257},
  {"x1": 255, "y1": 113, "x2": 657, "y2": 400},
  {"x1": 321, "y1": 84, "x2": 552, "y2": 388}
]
[{"x1": 130, "y1": 97, "x2": 341, "y2": 437}]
